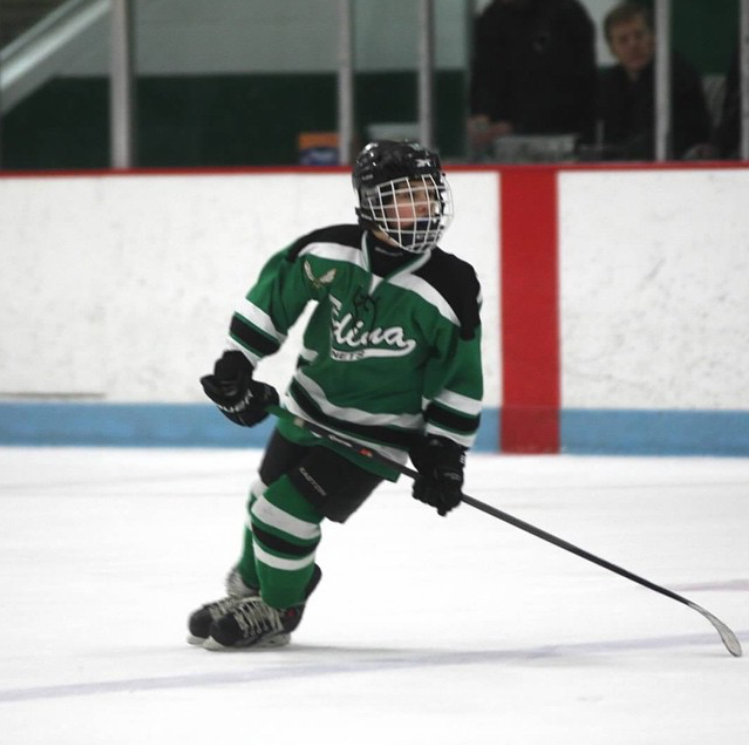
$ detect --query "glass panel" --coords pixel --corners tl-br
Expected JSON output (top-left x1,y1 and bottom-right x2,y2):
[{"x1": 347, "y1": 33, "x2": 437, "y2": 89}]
[
  {"x1": 132, "y1": 0, "x2": 340, "y2": 167},
  {"x1": 0, "y1": 0, "x2": 69, "y2": 48},
  {"x1": 354, "y1": 0, "x2": 418, "y2": 158},
  {"x1": 465, "y1": 0, "x2": 598, "y2": 164},
  {"x1": 0, "y1": 0, "x2": 111, "y2": 170},
  {"x1": 584, "y1": 0, "x2": 740, "y2": 163},
  {"x1": 464, "y1": 0, "x2": 744, "y2": 164},
  {"x1": 354, "y1": 0, "x2": 470, "y2": 162},
  {"x1": 3, "y1": 0, "x2": 742, "y2": 170},
  {"x1": 671, "y1": 0, "x2": 740, "y2": 161}
]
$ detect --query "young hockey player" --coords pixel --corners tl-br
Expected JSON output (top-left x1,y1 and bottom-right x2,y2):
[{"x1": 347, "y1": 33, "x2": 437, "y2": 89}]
[{"x1": 188, "y1": 140, "x2": 484, "y2": 650}]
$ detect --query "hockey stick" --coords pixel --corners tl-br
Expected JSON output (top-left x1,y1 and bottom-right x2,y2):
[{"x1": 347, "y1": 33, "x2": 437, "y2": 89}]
[{"x1": 268, "y1": 405, "x2": 742, "y2": 658}]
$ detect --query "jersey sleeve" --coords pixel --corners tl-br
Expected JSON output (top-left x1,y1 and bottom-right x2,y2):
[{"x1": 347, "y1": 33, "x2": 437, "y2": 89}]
[
  {"x1": 227, "y1": 243, "x2": 319, "y2": 367},
  {"x1": 421, "y1": 275, "x2": 484, "y2": 450}
]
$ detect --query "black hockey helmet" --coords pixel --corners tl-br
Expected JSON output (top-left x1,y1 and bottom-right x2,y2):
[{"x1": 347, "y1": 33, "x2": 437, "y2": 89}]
[{"x1": 352, "y1": 140, "x2": 453, "y2": 254}]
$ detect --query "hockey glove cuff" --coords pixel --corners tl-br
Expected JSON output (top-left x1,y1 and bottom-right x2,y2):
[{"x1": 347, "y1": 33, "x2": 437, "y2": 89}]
[
  {"x1": 200, "y1": 350, "x2": 279, "y2": 428},
  {"x1": 409, "y1": 435, "x2": 465, "y2": 516}
]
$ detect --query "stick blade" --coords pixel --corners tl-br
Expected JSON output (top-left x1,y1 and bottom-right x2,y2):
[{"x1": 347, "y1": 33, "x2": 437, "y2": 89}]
[{"x1": 689, "y1": 601, "x2": 743, "y2": 657}]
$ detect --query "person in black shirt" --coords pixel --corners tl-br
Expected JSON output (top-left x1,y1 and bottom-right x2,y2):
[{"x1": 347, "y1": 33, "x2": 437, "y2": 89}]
[
  {"x1": 596, "y1": 2, "x2": 711, "y2": 160},
  {"x1": 467, "y1": 0, "x2": 597, "y2": 155}
]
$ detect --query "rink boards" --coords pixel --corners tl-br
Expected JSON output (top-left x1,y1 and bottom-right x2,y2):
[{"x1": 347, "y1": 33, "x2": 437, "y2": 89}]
[{"x1": 1, "y1": 164, "x2": 748, "y2": 454}]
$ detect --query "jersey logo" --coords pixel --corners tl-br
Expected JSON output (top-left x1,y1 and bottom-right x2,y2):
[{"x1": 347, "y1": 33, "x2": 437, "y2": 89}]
[
  {"x1": 329, "y1": 295, "x2": 416, "y2": 361},
  {"x1": 304, "y1": 260, "x2": 336, "y2": 289}
]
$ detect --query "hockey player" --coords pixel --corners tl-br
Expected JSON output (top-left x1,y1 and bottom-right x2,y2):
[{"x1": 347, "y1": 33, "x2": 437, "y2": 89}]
[{"x1": 188, "y1": 140, "x2": 484, "y2": 650}]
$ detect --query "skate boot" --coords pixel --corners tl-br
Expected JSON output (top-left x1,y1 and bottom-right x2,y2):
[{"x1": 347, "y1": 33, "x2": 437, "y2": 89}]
[
  {"x1": 203, "y1": 597, "x2": 302, "y2": 650},
  {"x1": 204, "y1": 564, "x2": 322, "y2": 651},
  {"x1": 186, "y1": 567, "x2": 258, "y2": 645}
]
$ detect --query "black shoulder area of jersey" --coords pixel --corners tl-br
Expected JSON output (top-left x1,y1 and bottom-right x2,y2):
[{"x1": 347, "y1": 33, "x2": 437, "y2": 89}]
[
  {"x1": 415, "y1": 248, "x2": 482, "y2": 341},
  {"x1": 285, "y1": 224, "x2": 364, "y2": 262}
]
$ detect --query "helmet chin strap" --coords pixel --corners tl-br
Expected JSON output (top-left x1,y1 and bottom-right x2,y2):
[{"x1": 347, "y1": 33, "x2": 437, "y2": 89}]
[
  {"x1": 355, "y1": 212, "x2": 407, "y2": 252},
  {"x1": 372, "y1": 228, "x2": 403, "y2": 249}
]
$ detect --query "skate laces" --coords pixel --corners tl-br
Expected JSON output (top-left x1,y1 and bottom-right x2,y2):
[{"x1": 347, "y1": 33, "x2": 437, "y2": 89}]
[
  {"x1": 207, "y1": 596, "x2": 245, "y2": 620},
  {"x1": 232, "y1": 598, "x2": 285, "y2": 638}
]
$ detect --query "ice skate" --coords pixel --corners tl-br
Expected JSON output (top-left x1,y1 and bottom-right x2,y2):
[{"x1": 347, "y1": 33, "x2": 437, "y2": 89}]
[
  {"x1": 202, "y1": 564, "x2": 322, "y2": 650},
  {"x1": 188, "y1": 564, "x2": 322, "y2": 647},
  {"x1": 203, "y1": 596, "x2": 302, "y2": 650},
  {"x1": 186, "y1": 567, "x2": 258, "y2": 645}
]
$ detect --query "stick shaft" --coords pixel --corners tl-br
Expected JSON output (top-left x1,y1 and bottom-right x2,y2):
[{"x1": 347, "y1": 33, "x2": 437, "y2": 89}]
[{"x1": 269, "y1": 405, "x2": 742, "y2": 657}]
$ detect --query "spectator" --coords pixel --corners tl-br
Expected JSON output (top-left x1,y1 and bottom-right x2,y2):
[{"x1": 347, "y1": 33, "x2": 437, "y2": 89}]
[
  {"x1": 595, "y1": 1, "x2": 711, "y2": 160},
  {"x1": 467, "y1": 0, "x2": 598, "y2": 156}
]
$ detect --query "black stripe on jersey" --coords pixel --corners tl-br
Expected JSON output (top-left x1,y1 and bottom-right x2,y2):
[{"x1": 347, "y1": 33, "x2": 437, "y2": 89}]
[
  {"x1": 414, "y1": 248, "x2": 481, "y2": 340},
  {"x1": 290, "y1": 380, "x2": 415, "y2": 450},
  {"x1": 252, "y1": 524, "x2": 319, "y2": 558},
  {"x1": 426, "y1": 402, "x2": 481, "y2": 435},
  {"x1": 286, "y1": 224, "x2": 364, "y2": 263},
  {"x1": 230, "y1": 315, "x2": 280, "y2": 357}
]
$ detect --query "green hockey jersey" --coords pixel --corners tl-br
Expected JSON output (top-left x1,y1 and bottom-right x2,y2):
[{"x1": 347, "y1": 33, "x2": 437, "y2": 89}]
[{"x1": 227, "y1": 224, "x2": 483, "y2": 479}]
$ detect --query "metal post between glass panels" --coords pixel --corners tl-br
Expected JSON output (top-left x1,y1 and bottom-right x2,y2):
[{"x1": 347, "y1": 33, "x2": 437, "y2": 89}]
[
  {"x1": 338, "y1": 0, "x2": 354, "y2": 165},
  {"x1": 418, "y1": 0, "x2": 435, "y2": 150},
  {"x1": 0, "y1": 5, "x2": 4, "y2": 168},
  {"x1": 741, "y1": 0, "x2": 749, "y2": 160},
  {"x1": 654, "y1": 0, "x2": 671, "y2": 162},
  {"x1": 110, "y1": 0, "x2": 134, "y2": 169}
]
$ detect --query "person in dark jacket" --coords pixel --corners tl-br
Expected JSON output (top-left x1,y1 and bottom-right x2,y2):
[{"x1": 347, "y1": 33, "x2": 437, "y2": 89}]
[
  {"x1": 467, "y1": 0, "x2": 597, "y2": 154},
  {"x1": 596, "y1": 2, "x2": 711, "y2": 160}
]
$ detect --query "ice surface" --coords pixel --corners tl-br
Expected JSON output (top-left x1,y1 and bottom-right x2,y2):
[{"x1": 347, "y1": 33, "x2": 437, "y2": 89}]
[{"x1": 1, "y1": 447, "x2": 747, "y2": 744}]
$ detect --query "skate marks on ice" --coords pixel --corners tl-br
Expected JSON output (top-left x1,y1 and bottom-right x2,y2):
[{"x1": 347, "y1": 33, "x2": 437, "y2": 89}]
[
  {"x1": 671, "y1": 579, "x2": 749, "y2": 593},
  {"x1": 2, "y1": 629, "x2": 747, "y2": 704}
]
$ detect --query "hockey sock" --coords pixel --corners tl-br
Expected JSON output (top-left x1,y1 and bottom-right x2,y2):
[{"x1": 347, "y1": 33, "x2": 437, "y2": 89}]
[
  {"x1": 249, "y1": 474, "x2": 323, "y2": 609},
  {"x1": 236, "y1": 480, "x2": 264, "y2": 589}
]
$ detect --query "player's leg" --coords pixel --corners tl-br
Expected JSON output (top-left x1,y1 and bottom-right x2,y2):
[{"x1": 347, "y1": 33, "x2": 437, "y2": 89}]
[
  {"x1": 235, "y1": 429, "x2": 314, "y2": 589},
  {"x1": 187, "y1": 429, "x2": 313, "y2": 645},
  {"x1": 205, "y1": 440, "x2": 383, "y2": 649}
]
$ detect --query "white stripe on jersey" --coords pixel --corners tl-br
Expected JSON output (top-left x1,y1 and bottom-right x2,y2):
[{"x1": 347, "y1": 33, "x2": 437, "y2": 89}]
[
  {"x1": 282, "y1": 393, "x2": 411, "y2": 466},
  {"x1": 424, "y1": 421, "x2": 477, "y2": 448},
  {"x1": 297, "y1": 237, "x2": 471, "y2": 332},
  {"x1": 298, "y1": 346, "x2": 318, "y2": 363},
  {"x1": 427, "y1": 388, "x2": 483, "y2": 417},
  {"x1": 297, "y1": 241, "x2": 364, "y2": 267},
  {"x1": 294, "y1": 369, "x2": 423, "y2": 430},
  {"x1": 387, "y1": 272, "x2": 460, "y2": 327},
  {"x1": 249, "y1": 478, "x2": 267, "y2": 503},
  {"x1": 235, "y1": 298, "x2": 288, "y2": 345}
]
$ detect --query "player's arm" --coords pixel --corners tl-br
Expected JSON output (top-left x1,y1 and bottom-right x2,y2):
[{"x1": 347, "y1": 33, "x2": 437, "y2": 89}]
[
  {"x1": 202, "y1": 243, "x2": 319, "y2": 427},
  {"x1": 411, "y1": 287, "x2": 484, "y2": 516}
]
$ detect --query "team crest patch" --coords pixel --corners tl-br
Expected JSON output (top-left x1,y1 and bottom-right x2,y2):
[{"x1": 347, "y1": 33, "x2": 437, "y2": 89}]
[{"x1": 304, "y1": 260, "x2": 336, "y2": 289}]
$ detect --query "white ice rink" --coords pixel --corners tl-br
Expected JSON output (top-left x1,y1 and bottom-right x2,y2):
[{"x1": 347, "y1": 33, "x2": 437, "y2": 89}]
[{"x1": 0, "y1": 447, "x2": 747, "y2": 744}]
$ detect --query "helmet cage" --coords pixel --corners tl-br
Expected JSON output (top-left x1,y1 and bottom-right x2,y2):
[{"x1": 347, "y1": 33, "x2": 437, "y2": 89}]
[{"x1": 358, "y1": 172, "x2": 453, "y2": 254}]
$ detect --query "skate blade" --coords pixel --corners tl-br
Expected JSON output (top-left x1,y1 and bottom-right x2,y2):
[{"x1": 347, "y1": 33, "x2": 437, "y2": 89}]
[
  {"x1": 203, "y1": 632, "x2": 291, "y2": 651},
  {"x1": 187, "y1": 634, "x2": 206, "y2": 646}
]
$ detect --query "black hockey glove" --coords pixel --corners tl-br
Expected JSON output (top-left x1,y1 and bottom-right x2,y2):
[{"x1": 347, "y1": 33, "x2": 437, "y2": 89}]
[
  {"x1": 409, "y1": 435, "x2": 466, "y2": 517},
  {"x1": 200, "y1": 350, "x2": 279, "y2": 427}
]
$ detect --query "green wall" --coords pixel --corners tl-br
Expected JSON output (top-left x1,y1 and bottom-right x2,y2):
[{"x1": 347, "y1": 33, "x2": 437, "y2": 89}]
[
  {"x1": 637, "y1": 0, "x2": 739, "y2": 74},
  {"x1": 672, "y1": 0, "x2": 739, "y2": 75},
  {"x1": 2, "y1": 72, "x2": 465, "y2": 170}
]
